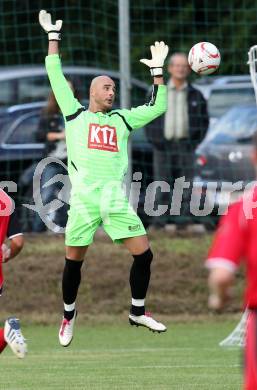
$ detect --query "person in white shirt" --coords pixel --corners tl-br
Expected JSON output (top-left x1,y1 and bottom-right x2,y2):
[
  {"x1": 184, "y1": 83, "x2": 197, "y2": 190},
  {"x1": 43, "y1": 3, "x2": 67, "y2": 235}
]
[{"x1": 146, "y1": 53, "x2": 209, "y2": 228}]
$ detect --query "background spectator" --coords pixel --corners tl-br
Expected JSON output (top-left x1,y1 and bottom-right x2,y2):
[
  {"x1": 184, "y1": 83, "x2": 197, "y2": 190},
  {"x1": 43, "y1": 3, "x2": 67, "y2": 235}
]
[
  {"x1": 145, "y1": 52, "x2": 209, "y2": 228},
  {"x1": 32, "y1": 85, "x2": 74, "y2": 232}
]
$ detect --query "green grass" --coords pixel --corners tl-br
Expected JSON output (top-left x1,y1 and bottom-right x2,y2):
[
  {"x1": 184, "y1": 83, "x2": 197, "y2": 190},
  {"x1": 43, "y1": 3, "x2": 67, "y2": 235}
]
[{"x1": 0, "y1": 319, "x2": 242, "y2": 390}]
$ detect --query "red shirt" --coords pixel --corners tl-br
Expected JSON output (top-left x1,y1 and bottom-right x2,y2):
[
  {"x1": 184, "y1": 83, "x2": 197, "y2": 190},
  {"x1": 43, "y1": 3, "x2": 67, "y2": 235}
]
[
  {"x1": 207, "y1": 186, "x2": 257, "y2": 308},
  {"x1": 0, "y1": 190, "x2": 13, "y2": 292}
]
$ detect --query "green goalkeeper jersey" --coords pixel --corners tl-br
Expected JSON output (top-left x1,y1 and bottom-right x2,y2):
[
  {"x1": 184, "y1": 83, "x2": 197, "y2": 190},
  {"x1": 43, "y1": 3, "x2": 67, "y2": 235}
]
[{"x1": 45, "y1": 54, "x2": 167, "y2": 188}]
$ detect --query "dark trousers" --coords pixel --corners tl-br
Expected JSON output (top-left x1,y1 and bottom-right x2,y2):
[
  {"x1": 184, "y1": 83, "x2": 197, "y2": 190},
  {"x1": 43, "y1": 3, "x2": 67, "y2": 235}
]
[
  {"x1": 152, "y1": 140, "x2": 194, "y2": 226},
  {"x1": 32, "y1": 161, "x2": 69, "y2": 232}
]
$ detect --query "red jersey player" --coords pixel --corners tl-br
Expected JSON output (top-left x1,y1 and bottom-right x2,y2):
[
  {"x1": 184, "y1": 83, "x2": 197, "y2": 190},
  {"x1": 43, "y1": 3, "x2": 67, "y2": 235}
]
[
  {"x1": 0, "y1": 189, "x2": 27, "y2": 358},
  {"x1": 206, "y1": 134, "x2": 257, "y2": 390}
]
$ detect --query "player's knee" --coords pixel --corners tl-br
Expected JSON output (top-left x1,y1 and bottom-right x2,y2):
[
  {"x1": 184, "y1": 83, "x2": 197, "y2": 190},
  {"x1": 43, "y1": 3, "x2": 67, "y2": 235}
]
[
  {"x1": 64, "y1": 258, "x2": 84, "y2": 270},
  {"x1": 133, "y1": 248, "x2": 153, "y2": 268}
]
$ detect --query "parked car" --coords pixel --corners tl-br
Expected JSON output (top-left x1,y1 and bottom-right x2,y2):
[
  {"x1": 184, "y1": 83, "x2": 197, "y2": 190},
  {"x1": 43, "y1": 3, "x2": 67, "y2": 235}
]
[
  {"x1": 193, "y1": 104, "x2": 257, "y2": 227},
  {"x1": 0, "y1": 103, "x2": 45, "y2": 230},
  {"x1": 0, "y1": 102, "x2": 45, "y2": 183},
  {"x1": 0, "y1": 65, "x2": 148, "y2": 108},
  {"x1": 194, "y1": 75, "x2": 256, "y2": 125}
]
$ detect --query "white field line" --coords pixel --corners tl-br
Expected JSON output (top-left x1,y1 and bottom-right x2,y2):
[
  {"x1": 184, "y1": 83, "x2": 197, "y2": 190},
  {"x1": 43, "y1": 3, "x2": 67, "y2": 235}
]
[
  {"x1": 21, "y1": 347, "x2": 239, "y2": 354},
  {"x1": 1, "y1": 359, "x2": 241, "y2": 369}
]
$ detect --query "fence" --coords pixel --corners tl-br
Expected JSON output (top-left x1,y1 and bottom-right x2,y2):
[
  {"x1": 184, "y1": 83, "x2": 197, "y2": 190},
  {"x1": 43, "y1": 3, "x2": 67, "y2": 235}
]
[{"x1": 0, "y1": 0, "x2": 256, "y2": 231}]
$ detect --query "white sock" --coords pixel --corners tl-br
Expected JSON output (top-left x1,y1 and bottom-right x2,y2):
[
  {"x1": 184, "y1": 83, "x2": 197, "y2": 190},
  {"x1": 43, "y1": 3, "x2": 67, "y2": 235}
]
[
  {"x1": 64, "y1": 302, "x2": 75, "y2": 312},
  {"x1": 132, "y1": 298, "x2": 145, "y2": 307}
]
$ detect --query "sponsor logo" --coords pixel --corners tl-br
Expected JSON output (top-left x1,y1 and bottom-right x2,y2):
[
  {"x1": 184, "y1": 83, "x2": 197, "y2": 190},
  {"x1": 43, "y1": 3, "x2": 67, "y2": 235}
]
[
  {"x1": 88, "y1": 123, "x2": 118, "y2": 152},
  {"x1": 128, "y1": 224, "x2": 141, "y2": 232}
]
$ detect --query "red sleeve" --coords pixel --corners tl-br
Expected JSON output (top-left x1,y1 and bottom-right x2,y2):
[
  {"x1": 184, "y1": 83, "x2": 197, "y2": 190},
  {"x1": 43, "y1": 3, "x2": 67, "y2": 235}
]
[
  {"x1": 0, "y1": 189, "x2": 13, "y2": 217},
  {"x1": 206, "y1": 200, "x2": 247, "y2": 272}
]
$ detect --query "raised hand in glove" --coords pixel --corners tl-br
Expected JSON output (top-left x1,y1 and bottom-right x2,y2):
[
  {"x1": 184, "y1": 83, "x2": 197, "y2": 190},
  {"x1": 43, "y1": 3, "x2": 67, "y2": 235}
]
[
  {"x1": 39, "y1": 9, "x2": 62, "y2": 41},
  {"x1": 140, "y1": 41, "x2": 169, "y2": 77}
]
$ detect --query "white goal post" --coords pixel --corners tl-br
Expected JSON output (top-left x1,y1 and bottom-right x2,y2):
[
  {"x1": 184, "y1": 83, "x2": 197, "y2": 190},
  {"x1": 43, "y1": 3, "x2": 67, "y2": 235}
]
[{"x1": 248, "y1": 45, "x2": 257, "y2": 104}]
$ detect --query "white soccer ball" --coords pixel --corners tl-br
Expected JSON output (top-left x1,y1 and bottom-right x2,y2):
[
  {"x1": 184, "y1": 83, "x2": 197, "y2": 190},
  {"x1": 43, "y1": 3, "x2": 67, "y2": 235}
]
[{"x1": 188, "y1": 42, "x2": 221, "y2": 75}]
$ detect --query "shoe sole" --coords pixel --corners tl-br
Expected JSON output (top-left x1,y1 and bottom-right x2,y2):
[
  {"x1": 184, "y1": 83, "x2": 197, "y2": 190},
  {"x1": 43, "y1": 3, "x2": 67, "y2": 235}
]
[
  {"x1": 7, "y1": 343, "x2": 26, "y2": 358},
  {"x1": 61, "y1": 336, "x2": 73, "y2": 348},
  {"x1": 129, "y1": 318, "x2": 167, "y2": 333}
]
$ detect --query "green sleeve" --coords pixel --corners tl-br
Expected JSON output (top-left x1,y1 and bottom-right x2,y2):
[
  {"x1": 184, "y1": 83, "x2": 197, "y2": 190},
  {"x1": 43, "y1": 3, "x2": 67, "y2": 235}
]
[
  {"x1": 45, "y1": 54, "x2": 82, "y2": 118},
  {"x1": 114, "y1": 85, "x2": 167, "y2": 130}
]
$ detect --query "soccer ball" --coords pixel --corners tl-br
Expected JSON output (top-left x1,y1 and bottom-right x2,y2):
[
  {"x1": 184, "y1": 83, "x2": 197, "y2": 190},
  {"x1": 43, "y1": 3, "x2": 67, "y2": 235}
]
[{"x1": 188, "y1": 42, "x2": 221, "y2": 75}]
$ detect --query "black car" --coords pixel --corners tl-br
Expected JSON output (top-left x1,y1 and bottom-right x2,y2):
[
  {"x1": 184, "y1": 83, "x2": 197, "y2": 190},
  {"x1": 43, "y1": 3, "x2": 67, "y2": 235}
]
[
  {"x1": 193, "y1": 104, "x2": 257, "y2": 226},
  {"x1": 0, "y1": 102, "x2": 45, "y2": 185},
  {"x1": 131, "y1": 104, "x2": 257, "y2": 228}
]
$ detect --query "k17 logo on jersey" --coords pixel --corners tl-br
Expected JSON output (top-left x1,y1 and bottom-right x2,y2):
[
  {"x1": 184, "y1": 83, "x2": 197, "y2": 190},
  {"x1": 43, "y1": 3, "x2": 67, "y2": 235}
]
[{"x1": 88, "y1": 123, "x2": 119, "y2": 152}]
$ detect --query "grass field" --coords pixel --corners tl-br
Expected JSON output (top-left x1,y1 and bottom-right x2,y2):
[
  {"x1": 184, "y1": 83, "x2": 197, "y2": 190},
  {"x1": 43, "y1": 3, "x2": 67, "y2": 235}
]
[
  {"x1": 1, "y1": 233, "x2": 244, "y2": 317},
  {"x1": 1, "y1": 319, "x2": 242, "y2": 390},
  {"x1": 0, "y1": 234, "x2": 245, "y2": 389}
]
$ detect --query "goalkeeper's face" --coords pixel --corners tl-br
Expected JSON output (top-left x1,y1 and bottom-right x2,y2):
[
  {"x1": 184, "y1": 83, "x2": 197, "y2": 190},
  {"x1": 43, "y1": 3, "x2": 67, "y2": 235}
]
[{"x1": 90, "y1": 76, "x2": 116, "y2": 112}]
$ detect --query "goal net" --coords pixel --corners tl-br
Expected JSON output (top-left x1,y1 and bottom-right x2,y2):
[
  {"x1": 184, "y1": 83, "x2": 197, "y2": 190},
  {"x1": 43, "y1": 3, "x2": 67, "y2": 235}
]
[{"x1": 219, "y1": 309, "x2": 249, "y2": 347}]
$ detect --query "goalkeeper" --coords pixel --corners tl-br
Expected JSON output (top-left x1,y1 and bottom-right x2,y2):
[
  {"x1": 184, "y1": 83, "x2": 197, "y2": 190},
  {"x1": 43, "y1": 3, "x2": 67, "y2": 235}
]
[{"x1": 39, "y1": 10, "x2": 168, "y2": 347}]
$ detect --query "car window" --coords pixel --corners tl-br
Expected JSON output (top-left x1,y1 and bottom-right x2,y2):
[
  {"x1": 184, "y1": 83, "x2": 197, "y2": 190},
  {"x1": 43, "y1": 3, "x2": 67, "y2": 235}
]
[
  {"x1": 208, "y1": 88, "x2": 255, "y2": 118},
  {"x1": 66, "y1": 74, "x2": 121, "y2": 105},
  {"x1": 0, "y1": 116, "x2": 11, "y2": 142},
  {"x1": 7, "y1": 114, "x2": 40, "y2": 144},
  {"x1": 205, "y1": 106, "x2": 257, "y2": 144},
  {"x1": 65, "y1": 74, "x2": 146, "y2": 107},
  {"x1": 0, "y1": 72, "x2": 148, "y2": 111},
  {"x1": 18, "y1": 76, "x2": 50, "y2": 104},
  {"x1": 0, "y1": 80, "x2": 16, "y2": 106},
  {"x1": 0, "y1": 71, "x2": 148, "y2": 108}
]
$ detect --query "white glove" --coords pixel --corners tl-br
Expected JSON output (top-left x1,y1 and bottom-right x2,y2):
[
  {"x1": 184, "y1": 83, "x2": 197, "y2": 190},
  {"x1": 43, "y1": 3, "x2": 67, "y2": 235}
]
[
  {"x1": 39, "y1": 10, "x2": 63, "y2": 41},
  {"x1": 1, "y1": 244, "x2": 11, "y2": 263},
  {"x1": 140, "y1": 41, "x2": 169, "y2": 77}
]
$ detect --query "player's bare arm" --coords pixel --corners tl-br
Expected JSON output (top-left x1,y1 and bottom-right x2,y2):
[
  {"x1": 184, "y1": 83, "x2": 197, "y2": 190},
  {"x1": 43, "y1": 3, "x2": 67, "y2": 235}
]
[
  {"x1": 205, "y1": 200, "x2": 245, "y2": 311},
  {"x1": 47, "y1": 131, "x2": 65, "y2": 141},
  {"x1": 2, "y1": 235, "x2": 24, "y2": 263},
  {"x1": 208, "y1": 267, "x2": 234, "y2": 310}
]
